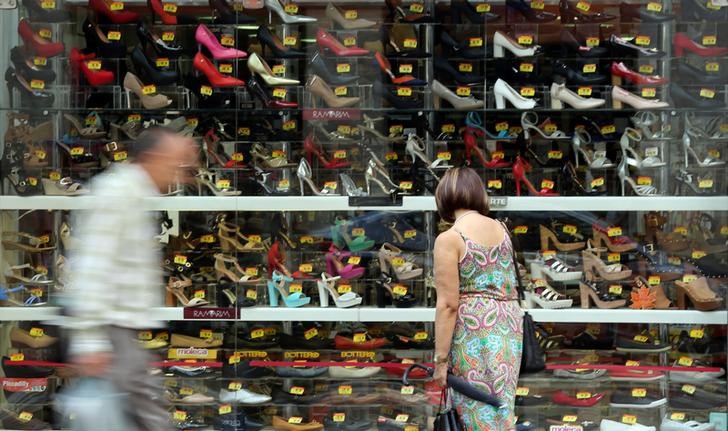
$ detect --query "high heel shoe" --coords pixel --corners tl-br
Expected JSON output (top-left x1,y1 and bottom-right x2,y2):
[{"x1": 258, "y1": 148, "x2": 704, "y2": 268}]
[
  {"x1": 22, "y1": 0, "x2": 69, "y2": 22},
  {"x1": 560, "y1": 29, "x2": 608, "y2": 58},
  {"x1": 326, "y1": 2, "x2": 376, "y2": 29},
  {"x1": 385, "y1": 0, "x2": 434, "y2": 22},
  {"x1": 167, "y1": 277, "x2": 209, "y2": 307},
  {"x1": 670, "y1": 83, "x2": 725, "y2": 109},
  {"x1": 148, "y1": 0, "x2": 177, "y2": 24},
  {"x1": 366, "y1": 159, "x2": 398, "y2": 195},
  {"x1": 450, "y1": 0, "x2": 500, "y2": 22},
  {"x1": 406, "y1": 133, "x2": 450, "y2": 172},
  {"x1": 521, "y1": 111, "x2": 569, "y2": 140},
  {"x1": 193, "y1": 51, "x2": 245, "y2": 87},
  {"x1": 359, "y1": 115, "x2": 406, "y2": 143},
  {"x1": 18, "y1": 19, "x2": 64, "y2": 58},
  {"x1": 675, "y1": 277, "x2": 723, "y2": 311},
  {"x1": 493, "y1": 78, "x2": 538, "y2": 109},
  {"x1": 618, "y1": 159, "x2": 660, "y2": 196},
  {"x1": 378, "y1": 243, "x2": 422, "y2": 280},
  {"x1": 264, "y1": 0, "x2": 316, "y2": 23},
  {"x1": 431, "y1": 79, "x2": 484, "y2": 110},
  {"x1": 63, "y1": 112, "x2": 105, "y2": 139},
  {"x1": 195, "y1": 169, "x2": 241, "y2": 196},
  {"x1": 5, "y1": 67, "x2": 54, "y2": 108},
  {"x1": 209, "y1": 0, "x2": 257, "y2": 23},
  {"x1": 317, "y1": 272, "x2": 362, "y2": 308},
  {"x1": 70, "y1": 48, "x2": 115, "y2": 87},
  {"x1": 247, "y1": 53, "x2": 299, "y2": 86},
  {"x1": 512, "y1": 155, "x2": 559, "y2": 196},
  {"x1": 592, "y1": 220, "x2": 637, "y2": 252},
  {"x1": 582, "y1": 241, "x2": 632, "y2": 281},
  {"x1": 673, "y1": 33, "x2": 728, "y2": 58},
  {"x1": 434, "y1": 56, "x2": 481, "y2": 85},
  {"x1": 376, "y1": 273, "x2": 417, "y2": 308},
  {"x1": 611, "y1": 61, "x2": 667, "y2": 86},
  {"x1": 137, "y1": 22, "x2": 183, "y2": 57},
  {"x1": 539, "y1": 223, "x2": 585, "y2": 251},
  {"x1": 326, "y1": 245, "x2": 365, "y2": 279},
  {"x1": 203, "y1": 130, "x2": 245, "y2": 169},
  {"x1": 250, "y1": 143, "x2": 295, "y2": 168},
  {"x1": 378, "y1": 52, "x2": 426, "y2": 86},
  {"x1": 267, "y1": 270, "x2": 311, "y2": 307},
  {"x1": 218, "y1": 221, "x2": 266, "y2": 253},
  {"x1": 387, "y1": 23, "x2": 430, "y2": 58},
  {"x1": 308, "y1": 74, "x2": 359, "y2": 108},
  {"x1": 373, "y1": 80, "x2": 423, "y2": 110},
  {"x1": 619, "y1": 1, "x2": 675, "y2": 22},
  {"x1": 89, "y1": 0, "x2": 140, "y2": 23},
  {"x1": 571, "y1": 127, "x2": 614, "y2": 169},
  {"x1": 630, "y1": 276, "x2": 672, "y2": 309},
  {"x1": 579, "y1": 275, "x2": 626, "y2": 309},
  {"x1": 340, "y1": 173, "x2": 366, "y2": 197},
  {"x1": 493, "y1": 30, "x2": 542, "y2": 57},
  {"x1": 559, "y1": 0, "x2": 615, "y2": 22},
  {"x1": 550, "y1": 82, "x2": 605, "y2": 109},
  {"x1": 676, "y1": 62, "x2": 724, "y2": 85},
  {"x1": 215, "y1": 253, "x2": 262, "y2": 284},
  {"x1": 682, "y1": 129, "x2": 725, "y2": 169},
  {"x1": 440, "y1": 31, "x2": 486, "y2": 59},
  {"x1": 466, "y1": 111, "x2": 515, "y2": 139},
  {"x1": 619, "y1": 128, "x2": 665, "y2": 168},
  {"x1": 463, "y1": 127, "x2": 511, "y2": 168},
  {"x1": 297, "y1": 158, "x2": 340, "y2": 196},
  {"x1": 674, "y1": 169, "x2": 717, "y2": 196},
  {"x1": 257, "y1": 26, "x2": 307, "y2": 59},
  {"x1": 248, "y1": 77, "x2": 298, "y2": 108},
  {"x1": 195, "y1": 24, "x2": 247, "y2": 60},
  {"x1": 309, "y1": 53, "x2": 359, "y2": 85},
  {"x1": 42, "y1": 177, "x2": 89, "y2": 196},
  {"x1": 316, "y1": 28, "x2": 369, "y2": 56},
  {"x1": 131, "y1": 46, "x2": 177, "y2": 85},
  {"x1": 609, "y1": 34, "x2": 665, "y2": 58},
  {"x1": 123, "y1": 72, "x2": 172, "y2": 109},
  {"x1": 83, "y1": 18, "x2": 126, "y2": 58},
  {"x1": 553, "y1": 60, "x2": 607, "y2": 85},
  {"x1": 304, "y1": 132, "x2": 350, "y2": 168},
  {"x1": 10, "y1": 46, "x2": 56, "y2": 83},
  {"x1": 505, "y1": 0, "x2": 558, "y2": 21}
]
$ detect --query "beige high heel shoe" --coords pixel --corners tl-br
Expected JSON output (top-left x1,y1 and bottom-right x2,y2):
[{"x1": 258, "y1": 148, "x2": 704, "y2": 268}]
[
  {"x1": 42, "y1": 177, "x2": 89, "y2": 196},
  {"x1": 307, "y1": 74, "x2": 359, "y2": 108},
  {"x1": 214, "y1": 253, "x2": 262, "y2": 284},
  {"x1": 611, "y1": 85, "x2": 669, "y2": 109},
  {"x1": 63, "y1": 113, "x2": 107, "y2": 139},
  {"x1": 432, "y1": 79, "x2": 484, "y2": 110},
  {"x1": 2, "y1": 232, "x2": 55, "y2": 253},
  {"x1": 59, "y1": 222, "x2": 78, "y2": 251},
  {"x1": 4, "y1": 264, "x2": 53, "y2": 285},
  {"x1": 217, "y1": 221, "x2": 266, "y2": 252},
  {"x1": 10, "y1": 327, "x2": 58, "y2": 349},
  {"x1": 581, "y1": 240, "x2": 632, "y2": 281},
  {"x1": 378, "y1": 243, "x2": 422, "y2": 280},
  {"x1": 123, "y1": 72, "x2": 172, "y2": 109},
  {"x1": 250, "y1": 143, "x2": 295, "y2": 168},
  {"x1": 195, "y1": 169, "x2": 241, "y2": 196},
  {"x1": 247, "y1": 52, "x2": 300, "y2": 86},
  {"x1": 325, "y1": 2, "x2": 376, "y2": 29},
  {"x1": 166, "y1": 276, "x2": 209, "y2": 307},
  {"x1": 675, "y1": 277, "x2": 723, "y2": 311}
]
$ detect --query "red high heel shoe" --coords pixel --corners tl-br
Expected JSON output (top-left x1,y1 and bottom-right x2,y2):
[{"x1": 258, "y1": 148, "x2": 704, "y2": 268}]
[
  {"x1": 303, "y1": 132, "x2": 351, "y2": 169},
  {"x1": 610, "y1": 61, "x2": 667, "y2": 86},
  {"x1": 512, "y1": 155, "x2": 559, "y2": 196},
  {"x1": 18, "y1": 19, "x2": 64, "y2": 58},
  {"x1": 204, "y1": 129, "x2": 247, "y2": 168},
  {"x1": 193, "y1": 52, "x2": 245, "y2": 87},
  {"x1": 316, "y1": 28, "x2": 369, "y2": 56},
  {"x1": 267, "y1": 241, "x2": 312, "y2": 279},
  {"x1": 464, "y1": 127, "x2": 511, "y2": 168},
  {"x1": 70, "y1": 48, "x2": 114, "y2": 86},
  {"x1": 89, "y1": 0, "x2": 140, "y2": 23},
  {"x1": 148, "y1": 0, "x2": 177, "y2": 24},
  {"x1": 673, "y1": 33, "x2": 728, "y2": 58}
]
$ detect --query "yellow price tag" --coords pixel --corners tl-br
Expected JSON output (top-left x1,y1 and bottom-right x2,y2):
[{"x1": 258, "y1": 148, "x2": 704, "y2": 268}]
[
  {"x1": 516, "y1": 387, "x2": 529, "y2": 396},
  {"x1": 113, "y1": 151, "x2": 127, "y2": 161},
  {"x1": 682, "y1": 384, "x2": 696, "y2": 395},
  {"x1": 625, "y1": 360, "x2": 640, "y2": 366},
  {"x1": 541, "y1": 179, "x2": 555, "y2": 190},
  {"x1": 583, "y1": 64, "x2": 597, "y2": 73},
  {"x1": 456, "y1": 86, "x2": 471, "y2": 97},
  {"x1": 459, "y1": 63, "x2": 473, "y2": 72},
  {"x1": 414, "y1": 331, "x2": 428, "y2": 340},
  {"x1": 353, "y1": 333, "x2": 367, "y2": 343},
  {"x1": 441, "y1": 124, "x2": 455, "y2": 133},
  {"x1": 517, "y1": 35, "x2": 533, "y2": 45},
  {"x1": 520, "y1": 87, "x2": 536, "y2": 97},
  {"x1": 401, "y1": 385, "x2": 415, "y2": 395},
  {"x1": 392, "y1": 285, "x2": 408, "y2": 296},
  {"x1": 396, "y1": 414, "x2": 410, "y2": 422},
  {"x1": 30, "y1": 79, "x2": 45, "y2": 90},
  {"x1": 487, "y1": 179, "x2": 502, "y2": 190},
  {"x1": 18, "y1": 412, "x2": 33, "y2": 423},
  {"x1": 689, "y1": 328, "x2": 704, "y2": 339},
  {"x1": 333, "y1": 413, "x2": 346, "y2": 422},
  {"x1": 284, "y1": 2, "x2": 298, "y2": 13},
  {"x1": 678, "y1": 356, "x2": 694, "y2": 366},
  {"x1": 586, "y1": 37, "x2": 600, "y2": 47},
  {"x1": 699, "y1": 88, "x2": 715, "y2": 99},
  {"x1": 397, "y1": 87, "x2": 412, "y2": 97},
  {"x1": 702, "y1": 35, "x2": 717, "y2": 46},
  {"x1": 638, "y1": 64, "x2": 655, "y2": 74},
  {"x1": 110, "y1": 1, "x2": 124, "y2": 10},
  {"x1": 607, "y1": 252, "x2": 621, "y2": 262},
  {"x1": 272, "y1": 88, "x2": 287, "y2": 98},
  {"x1": 107, "y1": 31, "x2": 121, "y2": 41},
  {"x1": 608, "y1": 285, "x2": 623, "y2": 295},
  {"x1": 41, "y1": 0, "x2": 55, "y2": 7},
  {"x1": 562, "y1": 415, "x2": 577, "y2": 423},
  {"x1": 578, "y1": 86, "x2": 592, "y2": 96},
  {"x1": 633, "y1": 335, "x2": 649, "y2": 342},
  {"x1": 173, "y1": 255, "x2": 187, "y2": 265},
  {"x1": 519, "y1": 63, "x2": 534, "y2": 73},
  {"x1": 476, "y1": 3, "x2": 491, "y2": 12},
  {"x1": 403, "y1": 38, "x2": 418, "y2": 48},
  {"x1": 409, "y1": 3, "x2": 423, "y2": 12},
  {"x1": 576, "y1": 0, "x2": 590, "y2": 10},
  {"x1": 338, "y1": 385, "x2": 353, "y2": 395},
  {"x1": 219, "y1": 404, "x2": 232, "y2": 414},
  {"x1": 670, "y1": 412, "x2": 686, "y2": 421},
  {"x1": 692, "y1": 250, "x2": 707, "y2": 259},
  {"x1": 228, "y1": 381, "x2": 242, "y2": 390},
  {"x1": 622, "y1": 414, "x2": 637, "y2": 425},
  {"x1": 647, "y1": 1, "x2": 662, "y2": 10},
  {"x1": 641, "y1": 88, "x2": 656, "y2": 98},
  {"x1": 162, "y1": 31, "x2": 175, "y2": 41},
  {"x1": 437, "y1": 151, "x2": 452, "y2": 160},
  {"x1": 531, "y1": 0, "x2": 544, "y2": 8},
  {"x1": 399, "y1": 181, "x2": 413, "y2": 190},
  {"x1": 343, "y1": 36, "x2": 356, "y2": 47},
  {"x1": 282, "y1": 36, "x2": 297, "y2": 46},
  {"x1": 648, "y1": 275, "x2": 660, "y2": 285},
  {"x1": 29, "y1": 327, "x2": 44, "y2": 337},
  {"x1": 635, "y1": 35, "x2": 651, "y2": 46},
  {"x1": 469, "y1": 37, "x2": 483, "y2": 47},
  {"x1": 547, "y1": 150, "x2": 563, "y2": 159},
  {"x1": 632, "y1": 388, "x2": 646, "y2": 398},
  {"x1": 250, "y1": 329, "x2": 264, "y2": 339},
  {"x1": 399, "y1": 64, "x2": 413, "y2": 74},
  {"x1": 576, "y1": 391, "x2": 591, "y2": 399},
  {"x1": 682, "y1": 274, "x2": 697, "y2": 283},
  {"x1": 288, "y1": 416, "x2": 304, "y2": 424},
  {"x1": 173, "y1": 411, "x2": 187, "y2": 421},
  {"x1": 706, "y1": 62, "x2": 720, "y2": 72},
  {"x1": 33, "y1": 56, "x2": 47, "y2": 66}
]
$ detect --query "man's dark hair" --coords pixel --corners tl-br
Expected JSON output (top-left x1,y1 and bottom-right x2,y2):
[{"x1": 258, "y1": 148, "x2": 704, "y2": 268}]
[{"x1": 128, "y1": 126, "x2": 177, "y2": 160}]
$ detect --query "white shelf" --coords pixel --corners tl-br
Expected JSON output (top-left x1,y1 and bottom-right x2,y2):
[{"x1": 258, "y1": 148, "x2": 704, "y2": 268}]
[
  {"x1": 3, "y1": 306, "x2": 726, "y2": 325},
  {"x1": 1, "y1": 196, "x2": 726, "y2": 212}
]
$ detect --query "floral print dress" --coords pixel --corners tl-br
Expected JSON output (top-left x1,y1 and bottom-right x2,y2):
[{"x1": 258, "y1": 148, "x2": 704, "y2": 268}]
[{"x1": 449, "y1": 228, "x2": 523, "y2": 431}]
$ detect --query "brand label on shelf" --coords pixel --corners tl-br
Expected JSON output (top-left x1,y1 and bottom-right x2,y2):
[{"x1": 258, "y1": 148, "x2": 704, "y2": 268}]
[
  {"x1": 340, "y1": 351, "x2": 375, "y2": 359},
  {"x1": 182, "y1": 308, "x2": 237, "y2": 320}
]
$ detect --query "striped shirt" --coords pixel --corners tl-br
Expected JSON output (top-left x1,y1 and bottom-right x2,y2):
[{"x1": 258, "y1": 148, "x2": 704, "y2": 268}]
[{"x1": 68, "y1": 163, "x2": 164, "y2": 355}]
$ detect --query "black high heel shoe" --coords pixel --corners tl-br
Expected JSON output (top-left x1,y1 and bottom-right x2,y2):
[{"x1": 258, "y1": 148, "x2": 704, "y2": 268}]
[
  {"x1": 562, "y1": 161, "x2": 607, "y2": 196},
  {"x1": 136, "y1": 22, "x2": 184, "y2": 58},
  {"x1": 505, "y1": 0, "x2": 558, "y2": 22},
  {"x1": 5, "y1": 67, "x2": 54, "y2": 108},
  {"x1": 183, "y1": 74, "x2": 233, "y2": 109},
  {"x1": 450, "y1": 0, "x2": 500, "y2": 23},
  {"x1": 670, "y1": 83, "x2": 725, "y2": 109},
  {"x1": 21, "y1": 0, "x2": 69, "y2": 22},
  {"x1": 560, "y1": 29, "x2": 608, "y2": 58},
  {"x1": 131, "y1": 45, "x2": 178, "y2": 85},
  {"x1": 376, "y1": 273, "x2": 417, "y2": 308},
  {"x1": 434, "y1": 56, "x2": 483, "y2": 84},
  {"x1": 10, "y1": 46, "x2": 56, "y2": 83},
  {"x1": 209, "y1": 0, "x2": 257, "y2": 24},
  {"x1": 373, "y1": 80, "x2": 423, "y2": 110},
  {"x1": 676, "y1": 62, "x2": 723, "y2": 85},
  {"x1": 83, "y1": 18, "x2": 127, "y2": 58},
  {"x1": 608, "y1": 34, "x2": 665, "y2": 58},
  {"x1": 440, "y1": 31, "x2": 487, "y2": 59},
  {"x1": 1, "y1": 145, "x2": 44, "y2": 196},
  {"x1": 309, "y1": 53, "x2": 359, "y2": 86},
  {"x1": 553, "y1": 60, "x2": 608, "y2": 85},
  {"x1": 257, "y1": 26, "x2": 306, "y2": 59},
  {"x1": 248, "y1": 76, "x2": 298, "y2": 109}
]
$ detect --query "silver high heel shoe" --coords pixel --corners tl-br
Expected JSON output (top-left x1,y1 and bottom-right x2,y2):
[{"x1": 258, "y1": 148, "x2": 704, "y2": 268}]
[
  {"x1": 365, "y1": 159, "x2": 397, "y2": 195},
  {"x1": 682, "y1": 128, "x2": 726, "y2": 168},
  {"x1": 297, "y1": 158, "x2": 339, "y2": 196},
  {"x1": 405, "y1": 134, "x2": 451, "y2": 170},
  {"x1": 617, "y1": 159, "x2": 660, "y2": 197},
  {"x1": 630, "y1": 111, "x2": 670, "y2": 139},
  {"x1": 195, "y1": 169, "x2": 241, "y2": 196},
  {"x1": 521, "y1": 111, "x2": 569, "y2": 140},
  {"x1": 263, "y1": 0, "x2": 316, "y2": 23},
  {"x1": 619, "y1": 128, "x2": 665, "y2": 168},
  {"x1": 572, "y1": 127, "x2": 614, "y2": 169},
  {"x1": 340, "y1": 173, "x2": 367, "y2": 197}
]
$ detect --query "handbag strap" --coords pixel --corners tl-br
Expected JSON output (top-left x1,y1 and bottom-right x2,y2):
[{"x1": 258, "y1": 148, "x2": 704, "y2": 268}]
[{"x1": 498, "y1": 219, "x2": 524, "y2": 302}]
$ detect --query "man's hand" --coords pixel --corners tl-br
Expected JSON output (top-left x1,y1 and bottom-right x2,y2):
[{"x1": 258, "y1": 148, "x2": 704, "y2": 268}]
[{"x1": 72, "y1": 352, "x2": 112, "y2": 377}]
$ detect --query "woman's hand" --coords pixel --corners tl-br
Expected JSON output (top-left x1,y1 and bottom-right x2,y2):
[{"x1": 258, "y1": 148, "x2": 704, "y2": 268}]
[{"x1": 433, "y1": 363, "x2": 448, "y2": 388}]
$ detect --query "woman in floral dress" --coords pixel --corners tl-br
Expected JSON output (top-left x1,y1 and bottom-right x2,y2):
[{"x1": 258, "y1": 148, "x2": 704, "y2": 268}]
[{"x1": 433, "y1": 167, "x2": 523, "y2": 430}]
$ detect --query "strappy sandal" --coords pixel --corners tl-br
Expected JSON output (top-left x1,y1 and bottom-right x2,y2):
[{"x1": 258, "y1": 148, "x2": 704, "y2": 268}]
[
  {"x1": 531, "y1": 255, "x2": 582, "y2": 282},
  {"x1": 250, "y1": 143, "x2": 295, "y2": 168},
  {"x1": 217, "y1": 221, "x2": 266, "y2": 253},
  {"x1": 378, "y1": 243, "x2": 423, "y2": 281},
  {"x1": 581, "y1": 240, "x2": 633, "y2": 281},
  {"x1": 42, "y1": 177, "x2": 89, "y2": 196},
  {"x1": 521, "y1": 111, "x2": 570, "y2": 140},
  {"x1": 63, "y1": 113, "x2": 107, "y2": 139},
  {"x1": 5, "y1": 264, "x2": 53, "y2": 285},
  {"x1": 214, "y1": 253, "x2": 262, "y2": 284},
  {"x1": 110, "y1": 119, "x2": 143, "y2": 140},
  {"x1": 331, "y1": 217, "x2": 375, "y2": 252},
  {"x1": 2, "y1": 232, "x2": 55, "y2": 253},
  {"x1": 524, "y1": 279, "x2": 573, "y2": 309},
  {"x1": 166, "y1": 276, "x2": 208, "y2": 307},
  {"x1": 0, "y1": 285, "x2": 46, "y2": 307}
]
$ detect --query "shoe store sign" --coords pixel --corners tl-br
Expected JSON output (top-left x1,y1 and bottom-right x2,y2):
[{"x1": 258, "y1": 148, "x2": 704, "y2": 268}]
[{"x1": 183, "y1": 307, "x2": 238, "y2": 320}]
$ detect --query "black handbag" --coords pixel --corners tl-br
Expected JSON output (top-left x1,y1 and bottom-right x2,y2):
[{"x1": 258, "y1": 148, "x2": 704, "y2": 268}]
[
  {"x1": 433, "y1": 388, "x2": 464, "y2": 431},
  {"x1": 502, "y1": 220, "x2": 546, "y2": 374}
]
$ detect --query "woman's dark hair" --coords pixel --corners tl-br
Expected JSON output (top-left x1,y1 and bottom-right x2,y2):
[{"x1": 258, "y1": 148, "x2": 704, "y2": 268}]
[{"x1": 435, "y1": 167, "x2": 489, "y2": 223}]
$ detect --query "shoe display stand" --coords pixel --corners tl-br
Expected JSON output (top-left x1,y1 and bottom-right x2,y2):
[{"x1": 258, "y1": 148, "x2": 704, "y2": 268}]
[{"x1": 1, "y1": 0, "x2": 727, "y2": 429}]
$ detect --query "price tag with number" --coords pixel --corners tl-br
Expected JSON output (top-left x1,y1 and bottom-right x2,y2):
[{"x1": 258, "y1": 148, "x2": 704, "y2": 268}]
[{"x1": 622, "y1": 414, "x2": 637, "y2": 424}]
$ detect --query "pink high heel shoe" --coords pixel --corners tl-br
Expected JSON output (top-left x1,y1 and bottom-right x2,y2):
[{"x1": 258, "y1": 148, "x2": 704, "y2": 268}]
[
  {"x1": 195, "y1": 24, "x2": 248, "y2": 60},
  {"x1": 325, "y1": 245, "x2": 365, "y2": 280}
]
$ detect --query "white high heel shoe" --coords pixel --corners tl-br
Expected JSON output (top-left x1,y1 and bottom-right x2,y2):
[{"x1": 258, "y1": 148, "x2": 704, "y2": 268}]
[
  {"x1": 572, "y1": 128, "x2": 614, "y2": 169},
  {"x1": 550, "y1": 82, "x2": 606, "y2": 109},
  {"x1": 317, "y1": 272, "x2": 362, "y2": 308},
  {"x1": 264, "y1": 0, "x2": 316, "y2": 23},
  {"x1": 493, "y1": 78, "x2": 538, "y2": 109},
  {"x1": 431, "y1": 79, "x2": 484, "y2": 110},
  {"x1": 660, "y1": 415, "x2": 715, "y2": 431},
  {"x1": 493, "y1": 30, "x2": 541, "y2": 57},
  {"x1": 247, "y1": 53, "x2": 299, "y2": 86},
  {"x1": 619, "y1": 127, "x2": 665, "y2": 168},
  {"x1": 340, "y1": 173, "x2": 367, "y2": 197},
  {"x1": 612, "y1": 85, "x2": 669, "y2": 109},
  {"x1": 297, "y1": 158, "x2": 339, "y2": 196},
  {"x1": 617, "y1": 159, "x2": 660, "y2": 197},
  {"x1": 682, "y1": 128, "x2": 726, "y2": 168}
]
